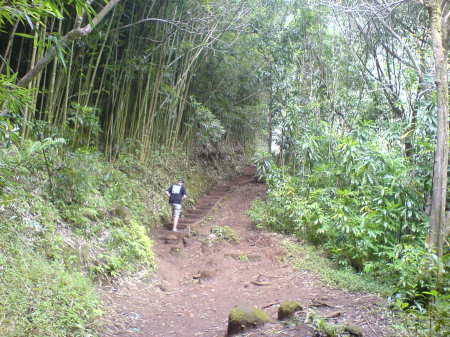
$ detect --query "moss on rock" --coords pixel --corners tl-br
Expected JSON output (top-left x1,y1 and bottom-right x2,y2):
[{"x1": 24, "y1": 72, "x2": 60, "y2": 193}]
[
  {"x1": 278, "y1": 300, "x2": 303, "y2": 320},
  {"x1": 344, "y1": 324, "x2": 363, "y2": 336},
  {"x1": 305, "y1": 309, "x2": 364, "y2": 337},
  {"x1": 211, "y1": 225, "x2": 240, "y2": 243},
  {"x1": 227, "y1": 306, "x2": 270, "y2": 335}
]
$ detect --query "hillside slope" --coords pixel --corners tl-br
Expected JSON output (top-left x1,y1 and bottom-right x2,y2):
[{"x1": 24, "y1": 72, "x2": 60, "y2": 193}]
[{"x1": 0, "y1": 142, "x2": 243, "y2": 337}]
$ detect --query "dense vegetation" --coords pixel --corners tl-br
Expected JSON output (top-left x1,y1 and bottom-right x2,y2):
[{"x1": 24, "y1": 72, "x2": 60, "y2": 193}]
[
  {"x1": 0, "y1": 0, "x2": 448, "y2": 336},
  {"x1": 0, "y1": 141, "x2": 243, "y2": 335},
  {"x1": 0, "y1": 1, "x2": 258, "y2": 335},
  {"x1": 248, "y1": 1, "x2": 449, "y2": 335}
]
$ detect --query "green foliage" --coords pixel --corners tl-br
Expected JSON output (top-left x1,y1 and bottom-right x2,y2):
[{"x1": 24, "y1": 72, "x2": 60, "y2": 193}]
[
  {"x1": 189, "y1": 31, "x2": 267, "y2": 148},
  {"x1": 425, "y1": 282, "x2": 450, "y2": 336},
  {"x1": 0, "y1": 74, "x2": 32, "y2": 145},
  {"x1": 250, "y1": 115, "x2": 449, "y2": 334},
  {"x1": 0, "y1": 1, "x2": 59, "y2": 28},
  {"x1": 18, "y1": 138, "x2": 66, "y2": 173},
  {"x1": 253, "y1": 151, "x2": 274, "y2": 182},
  {"x1": 189, "y1": 98, "x2": 226, "y2": 146},
  {"x1": 250, "y1": 122, "x2": 428, "y2": 290},
  {"x1": 0, "y1": 0, "x2": 94, "y2": 28},
  {"x1": 0, "y1": 229, "x2": 100, "y2": 337},
  {"x1": 391, "y1": 252, "x2": 450, "y2": 337},
  {"x1": 0, "y1": 116, "x2": 20, "y2": 146},
  {"x1": 66, "y1": 103, "x2": 101, "y2": 148},
  {"x1": 0, "y1": 73, "x2": 31, "y2": 110},
  {"x1": 48, "y1": 151, "x2": 160, "y2": 278},
  {"x1": 92, "y1": 219, "x2": 154, "y2": 278}
]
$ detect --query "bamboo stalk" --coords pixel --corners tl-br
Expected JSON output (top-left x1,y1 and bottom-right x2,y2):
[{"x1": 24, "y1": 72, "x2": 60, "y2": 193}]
[{"x1": 0, "y1": 22, "x2": 19, "y2": 74}]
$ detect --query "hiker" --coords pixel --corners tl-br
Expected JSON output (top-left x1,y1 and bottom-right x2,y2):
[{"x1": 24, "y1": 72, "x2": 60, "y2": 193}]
[{"x1": 166, "y1": 178, "x2": 187, "y2": 232}]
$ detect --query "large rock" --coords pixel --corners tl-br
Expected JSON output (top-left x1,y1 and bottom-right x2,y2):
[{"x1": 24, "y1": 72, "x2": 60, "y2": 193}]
[
  {"x1": 277, "y1": 301, "x2": 303, "y2": 320},
  {"x1": 227, "y1": 306, "x2": 270, "y2": 335}
]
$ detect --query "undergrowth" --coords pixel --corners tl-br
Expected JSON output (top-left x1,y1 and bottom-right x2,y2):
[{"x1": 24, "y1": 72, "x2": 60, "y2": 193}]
[
  {"x1": 282, "y1": 239, "x2": 388, "y2": 294},
  {"x1": 249, "y1": 124, "x2": 431, "y2": 298},
  {"x1": 0, "y1": 249, "x2": 100, "y2": 337},
  {"x1": 0, "y1": 139, "x2": 243, "y2": 336},
  {"x1": 250, "y1": 122, "x2": 449, "y2": 336}
]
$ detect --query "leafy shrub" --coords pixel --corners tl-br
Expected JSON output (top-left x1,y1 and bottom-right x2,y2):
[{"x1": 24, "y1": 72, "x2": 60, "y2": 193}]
[
  {"x1": 0, "y1": 74, "x2": 31, "y2": 145},
  {"x1": 189, "y1": 97, "x2": 226, "y2": 148},
  {"x1": 250, "y1": 122, "x2": 449, "y2": 336},
  {"x1": 250, "y1": 122, "x2": 428, "y2": 288},
  {"x1": 66, "y1": 103, "x2": 101, "y2": 148},
  {"x1": 92, "y1": 219, "x2": 154, "y2": 278},
  {"x1": 253, "y1": 151, "x2": 275, "y2": 182},
  {"x1": 423, "y1": 253, "x2": 450, "y2": 337}
]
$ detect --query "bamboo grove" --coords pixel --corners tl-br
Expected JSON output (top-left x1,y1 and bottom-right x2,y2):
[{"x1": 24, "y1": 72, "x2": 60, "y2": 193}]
[{"x1": 0, "y1": 0, "x2": 260, "y2": 160}]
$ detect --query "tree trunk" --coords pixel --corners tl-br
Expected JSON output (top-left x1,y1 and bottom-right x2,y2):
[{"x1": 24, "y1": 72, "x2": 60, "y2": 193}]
[
  {"x1": 426, "y1": 0, "x2": 449, "y2": 257},
  {"x1": 268, "y1": 72, "x2": 273, "y2": 154}
]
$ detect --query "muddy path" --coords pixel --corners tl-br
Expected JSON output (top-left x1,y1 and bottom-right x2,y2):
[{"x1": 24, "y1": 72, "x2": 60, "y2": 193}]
[{"x1": 102, "y1": 167, "x2": 391, "y2": 337}]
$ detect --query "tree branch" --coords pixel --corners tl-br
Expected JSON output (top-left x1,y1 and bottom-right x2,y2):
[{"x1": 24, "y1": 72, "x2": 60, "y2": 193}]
[
  {"x1": 372, "y1": 0, "x2": 423, "y2": 77},
  {"x1": 113, "y1": 17, "x2": 184, "y2": 32}
]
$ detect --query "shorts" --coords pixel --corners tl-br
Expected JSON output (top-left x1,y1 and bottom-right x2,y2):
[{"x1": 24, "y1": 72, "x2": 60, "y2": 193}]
[{"x1": 171, "y1": 203, "x2": 182, "y2": 217}]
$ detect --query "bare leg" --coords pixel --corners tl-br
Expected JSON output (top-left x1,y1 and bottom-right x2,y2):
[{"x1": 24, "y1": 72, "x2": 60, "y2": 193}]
[{"x1": 172, "y1": 215, "x2": 179, "y2": 232}]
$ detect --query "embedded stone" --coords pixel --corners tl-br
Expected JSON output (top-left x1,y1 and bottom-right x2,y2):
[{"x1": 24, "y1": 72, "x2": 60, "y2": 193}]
[
  {"x1": 344, "y1": 324, "x2": 364, "y2": 336},
  {"x1": 227, "y1": 306, "x2": 270, "y2": 335},
  {"x1": 169, "y1": 246, "x2": 182, "y2": 255},
  {"x1": 278, "y1": 301, "x2": 303, "y2": 320},
  {"x1": 162, "y1": 233, "x2": 179, "y2": 244}
]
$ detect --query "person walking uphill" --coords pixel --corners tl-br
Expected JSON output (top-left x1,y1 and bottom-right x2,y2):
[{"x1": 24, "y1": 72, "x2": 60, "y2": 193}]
[{"x1": 166, "y1": 179, "x2": 187, "y2": 232}]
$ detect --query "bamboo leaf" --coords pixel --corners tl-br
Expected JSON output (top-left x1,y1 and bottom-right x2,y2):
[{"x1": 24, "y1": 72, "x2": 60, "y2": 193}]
[
  {"x1": 14, "y1": 33, "x2": 34, "y2": 39},
  {"x1": 44, "y1": 1, "x2": 63, "y2": 18}
]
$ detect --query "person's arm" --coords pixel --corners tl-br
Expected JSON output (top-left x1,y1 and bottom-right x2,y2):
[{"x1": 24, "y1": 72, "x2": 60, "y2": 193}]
[
  {"x1": 166, "y1": 186, "x2": 172, "y2": 197},
  {"x1": 182, "y1": 186, "x2": 187, "y2": 199}
]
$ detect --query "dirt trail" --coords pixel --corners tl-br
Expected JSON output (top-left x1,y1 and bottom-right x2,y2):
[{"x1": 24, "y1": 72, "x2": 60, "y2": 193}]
[{"x1": 102, "y1": 167, "x2": 390, "y2": 337}]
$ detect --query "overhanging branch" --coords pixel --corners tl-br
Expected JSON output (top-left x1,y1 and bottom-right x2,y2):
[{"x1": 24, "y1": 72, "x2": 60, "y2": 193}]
[{"x1": 17, "y1": 0, "x2": 122, "y2": 88}]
